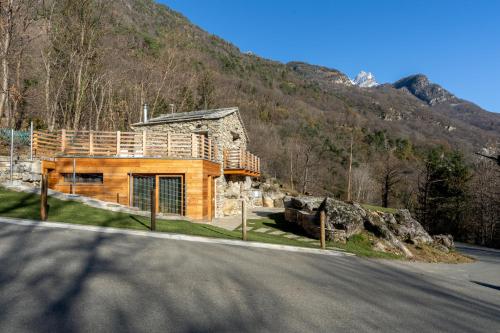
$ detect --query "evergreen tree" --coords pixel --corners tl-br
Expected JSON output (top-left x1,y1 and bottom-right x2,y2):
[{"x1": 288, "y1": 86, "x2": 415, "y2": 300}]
[{"x1": 417, "y1": 148, "x2": 470, "y2": 236}]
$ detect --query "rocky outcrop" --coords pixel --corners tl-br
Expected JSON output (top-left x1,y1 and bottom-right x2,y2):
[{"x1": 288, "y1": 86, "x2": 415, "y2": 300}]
[
  {"x1": 433, "y1": 234, "x2": 454, "y2": 249},
  {"x1": 285, "y1": 196, "x2": 452, "y2": 258},
  {"x1": 393, "y1": 74, "x2": 458, "y2": 106},
  {"x1": 318, "y1": 198, "x2": 366, "y2": 239},
  {"x1": 389, "y1": 210, "x2": 434, "y2": 245}
]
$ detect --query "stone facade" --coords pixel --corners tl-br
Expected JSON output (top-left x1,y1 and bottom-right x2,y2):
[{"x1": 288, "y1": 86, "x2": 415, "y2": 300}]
[
  {"x1": 132, "y1": 109, "x2": 252, "y2": 218},
  {"x1": 0, "y1": 157, "x2": 41, "y2": 183}
]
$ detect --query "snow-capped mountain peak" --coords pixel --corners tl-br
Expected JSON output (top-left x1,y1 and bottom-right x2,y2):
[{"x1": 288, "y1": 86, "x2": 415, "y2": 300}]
[{"x1": 352, "y1": 71, "x2": 379, "y2": 88}]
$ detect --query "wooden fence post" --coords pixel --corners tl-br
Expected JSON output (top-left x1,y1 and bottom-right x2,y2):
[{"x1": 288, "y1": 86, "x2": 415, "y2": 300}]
[
  {"x1": 61, "y1": 129, "x2": 66, "y2": 153},
  {"x1": 150, "y1": 189, "x2": 156, "y2": 231},
  {"x1": 191, "y1": 133, "x2": 197, "y2": 157},
  {"x1": 89, "y1": 130, "x2": 94, "y2": 155},
  {"x1": 40, "y1": 174, "x2": 48, "y2": 221},
  {"x1": 241, "y1": 199, "x2": 247, "y2": 241},
  {"x1": 167, "y1": 133, "x2": 171, "y2": 156},
  {"x1": 320, "y1": 210, "x2": 326, "y2": 250},
  {"x1": 116, "y1": 131, "x2": 121, "y2": 156}
]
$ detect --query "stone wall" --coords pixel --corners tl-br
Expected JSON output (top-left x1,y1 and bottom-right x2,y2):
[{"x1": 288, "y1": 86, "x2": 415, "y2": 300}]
[
  {"x1": 133, "y1": 112, "x2": 249, "y2": 218},
  {"x1": 0, "y1": 157, "x2": 41, "y2": 183}
]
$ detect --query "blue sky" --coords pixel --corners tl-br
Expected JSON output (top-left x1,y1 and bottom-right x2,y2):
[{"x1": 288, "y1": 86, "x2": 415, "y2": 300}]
[{"x1": 160, "y1": 0, "x2": 500, "y2": 113}]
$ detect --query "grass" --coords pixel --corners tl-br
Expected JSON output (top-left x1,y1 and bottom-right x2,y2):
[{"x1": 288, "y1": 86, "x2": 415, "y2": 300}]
[
  {"x1": 247, "y1": 213, "x2": 402, "y2": 259},
  {"x1": 361, "y1": 204, "x2": 397, "y2": 214},
  {"x1": 0, "y1": 186, "x2": 237, "y2": 239},
  {"x1": 0, "y1": 187, "x2": 331, "y2": 249},
  {"x1": 0, "y1": 186, "x2": 407, "y2": 259}
]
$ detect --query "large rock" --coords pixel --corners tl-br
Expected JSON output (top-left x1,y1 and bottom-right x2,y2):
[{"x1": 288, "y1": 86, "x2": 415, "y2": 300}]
[
  {"x1": 262, "y1": 196, "x2": 274, "y2": 208},
  {"x1": 318, "y1": 198, "x2": 365, "y2": 239},
  {"x1": 389, "y1": 209, "x2": 433, "y2": 245},
  {"x1": 365, "y1": 212, "x2": 413, "y2": 258},
  {"x1": 433, "y1": 234, "x2": 454, "y2": 249},
  {"x1": 291, "y1": 196, "x2": 324, "y2": 213}
]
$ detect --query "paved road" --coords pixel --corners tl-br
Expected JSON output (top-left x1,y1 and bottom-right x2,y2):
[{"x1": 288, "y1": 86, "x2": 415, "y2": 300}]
[{"x1": 0, "y1": 222, "x2": 499, "y2": 332}]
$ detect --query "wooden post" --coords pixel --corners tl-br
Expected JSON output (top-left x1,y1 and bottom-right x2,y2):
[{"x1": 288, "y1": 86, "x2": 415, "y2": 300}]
[
  {"x1": 191, "y1": 133, "x2": 197, "y2": 157},
  {"x1": 207, "y1": 138, "x2": 212, "y2": 160},
  {"x1": 40, "y1": 174, "x2": 48, "y2": 221},
  {"x1": 241, "y1": 199, "x2": 247, "y2": 241},
  {"x1": 200, "y1": 135, "x2": 205, "y2": 159},
  {"x1": 320, "y1": 210, "x2": 326, "y2": 250},
  {"x1": 116, "y1": 131, "x2": 121, "y2": 156},
  {"x1": 150, "y1": 189, "x2": 156, "y2": 231},
  {"x1": 61, "y1": 129, "x2": 66, "y2": 153},
  {"x1": 239, "y1": 148, "x2": 243, "y2": 169},
  {"x1": 89, "y1": 130, "x2": 94, "y2": 155},
  {"x1": 167, "y1": 133, "x2": 171, "y2": 156}
]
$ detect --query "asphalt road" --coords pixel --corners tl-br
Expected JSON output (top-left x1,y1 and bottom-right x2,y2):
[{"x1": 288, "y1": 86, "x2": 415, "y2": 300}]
[{"x1": 0, "y1": 222, "x2": 499, "y2": 333}]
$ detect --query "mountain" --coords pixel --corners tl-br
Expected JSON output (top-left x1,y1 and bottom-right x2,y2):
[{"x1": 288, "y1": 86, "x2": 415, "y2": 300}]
[
  {"x1": 393, "y1": 74, "x2": 457, "y2": 105},
  {"x1": 287, "y1": 62, "x2": 353, "y2": 87},
  {"x1": 353, "y1": 71, "x2": 379, "y2": 87},
  {"x1": 393, "y1": 74, "x2": 500, "y2": 133}
]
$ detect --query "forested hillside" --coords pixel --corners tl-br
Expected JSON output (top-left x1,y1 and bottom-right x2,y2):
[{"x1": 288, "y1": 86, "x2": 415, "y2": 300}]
[{"x1": 1, "y1": 0, "x2": 498, "y2": 246}]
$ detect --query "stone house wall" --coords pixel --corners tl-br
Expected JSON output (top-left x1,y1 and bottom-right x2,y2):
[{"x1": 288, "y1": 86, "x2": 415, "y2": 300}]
[{"x1": 133, "y1": 112, "x2": 250, "y2": 218}]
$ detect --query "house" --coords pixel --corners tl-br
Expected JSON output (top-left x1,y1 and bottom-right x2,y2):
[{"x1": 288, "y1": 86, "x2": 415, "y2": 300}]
[{"x1": 35, "y1": 107, "x2": 260, "y2": 221}]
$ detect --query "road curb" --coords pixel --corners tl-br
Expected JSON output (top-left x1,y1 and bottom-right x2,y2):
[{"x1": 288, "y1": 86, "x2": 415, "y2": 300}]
[{"x1": 0, "y1": 217, "x2": 354, "y2": 257}]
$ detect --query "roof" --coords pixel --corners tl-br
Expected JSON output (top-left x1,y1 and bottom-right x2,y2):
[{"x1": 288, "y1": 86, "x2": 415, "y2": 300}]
[
  {"x1": 131, "y1": 107, "x2": 249, "y2": 141},
  {"x1": 132, "y1": 107, "x2": 239, "y2": 126}
]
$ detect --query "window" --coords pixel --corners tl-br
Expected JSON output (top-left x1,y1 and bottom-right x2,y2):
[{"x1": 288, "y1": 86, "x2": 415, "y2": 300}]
[{"x1": 62, "y1": 173, "x2": 103, "y2": 184}]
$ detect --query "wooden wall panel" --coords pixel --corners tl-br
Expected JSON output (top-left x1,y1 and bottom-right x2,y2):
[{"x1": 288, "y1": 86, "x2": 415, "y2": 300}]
[{"x1": 41, "y1": 157, "x2": 221, "y2": 221}]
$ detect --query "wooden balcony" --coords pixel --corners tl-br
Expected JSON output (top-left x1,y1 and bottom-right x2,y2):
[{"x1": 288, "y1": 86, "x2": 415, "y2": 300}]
[
  {"x1": 223, "y1": 148, "x2": 261, "y2": 177},
  {"x1": 33, "y1": 130, "x2": 218, "y2": 162}
]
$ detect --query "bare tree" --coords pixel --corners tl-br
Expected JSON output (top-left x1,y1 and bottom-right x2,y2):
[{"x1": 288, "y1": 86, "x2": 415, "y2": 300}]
[
  {"x1": 377, "y1": 153, "x2": 402, "y2": 208},
  {"x1": 352, "y1": 164, "x2": 377, "y2": 203}
]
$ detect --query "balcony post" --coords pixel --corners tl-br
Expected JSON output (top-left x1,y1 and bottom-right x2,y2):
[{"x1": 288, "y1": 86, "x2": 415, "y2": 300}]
[
  {"x1": 167, "y1": 133, "x2": 171, "y2": 156},
  {"x1": 191, "y1": 134, "x2": 197, "y2": 157},
  {"x1": 201, "y1": 135, "x2": 206, "y2": 159},
  {"x1": 89, "y1": 130, "x2": 94, "y2": 155},
  {"x1": 61, "y1": 129, "x2": 66, "y2": 153},
  {"x1": 207, "y1": 138, "x2": 211, "y2": 160},
  {"x1": 116, "y1": 131, "x2": 121, "y2": 156}
]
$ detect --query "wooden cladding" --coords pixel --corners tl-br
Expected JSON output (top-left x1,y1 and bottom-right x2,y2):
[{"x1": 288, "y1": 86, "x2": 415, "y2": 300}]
[
  {"x1": 33, "y1": 130, "x2": 218, "y2": 162},
  {"x1": 224, "y1": 148, "x2": 261, "y2": 175},
  {"x1": 44, "y1": 158, "x2": 221, "y2": 221}
]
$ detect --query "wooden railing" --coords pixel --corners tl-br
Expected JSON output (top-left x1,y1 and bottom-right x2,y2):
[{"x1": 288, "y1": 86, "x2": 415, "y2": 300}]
[
  {"x1": 33, "y1": 130, "x2": 218, "y2": 162},
  {"x1": 224, "y1": 148, "x2": 260, "y2": 174}
]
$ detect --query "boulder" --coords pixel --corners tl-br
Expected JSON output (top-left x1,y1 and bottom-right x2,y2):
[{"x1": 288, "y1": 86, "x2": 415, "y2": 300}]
[
  {"x1": 433, "y1": 234, "x2": 454, "y2": 249},
  {"x1": 390, "y1": 209, "x2": 433, "y2": 245},
  {"x1": 365, "y1": 212, "x2": 413, "y2": 258},
  {"x1": 273, "y1": 198, "x2": 284, "y2": 208},
  {"x1": 262, "y1": 196, "x2": 274, "y2": 208},
  {"x1": 290, "y1": 196, "x2": 324, "y2": 213},
  {"x1": 435, "y1": 244, "x2": 450, "y2": 253},
  {"x1": 318, "y1": 198, "x2": 365, "y2": 239}
]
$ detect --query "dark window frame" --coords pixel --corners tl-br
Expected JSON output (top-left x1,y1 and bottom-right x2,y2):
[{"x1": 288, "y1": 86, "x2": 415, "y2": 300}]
[{"x1": 62, "y1": 173, "x2": 103, "y2": 184}]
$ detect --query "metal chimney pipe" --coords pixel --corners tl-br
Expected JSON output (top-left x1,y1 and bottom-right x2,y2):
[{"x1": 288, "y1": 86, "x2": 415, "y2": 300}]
[{"x1": 143, "y1": 103, "x2": 148, "y2": 123}]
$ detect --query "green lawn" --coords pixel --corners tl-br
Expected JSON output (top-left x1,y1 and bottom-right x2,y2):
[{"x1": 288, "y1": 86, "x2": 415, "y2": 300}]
[
  {"x1": 0, "y1": 187, "x2": 329, "y2": 249},
  {"x1": 0, "y1": 186, "x2": 239, "y2": 239},
  {"x1": 0, "y1": 186, "x2": 401, "y2": 258},
  {"x1": 245, "y1": 213, "x2": 401, "y2": 259}
]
